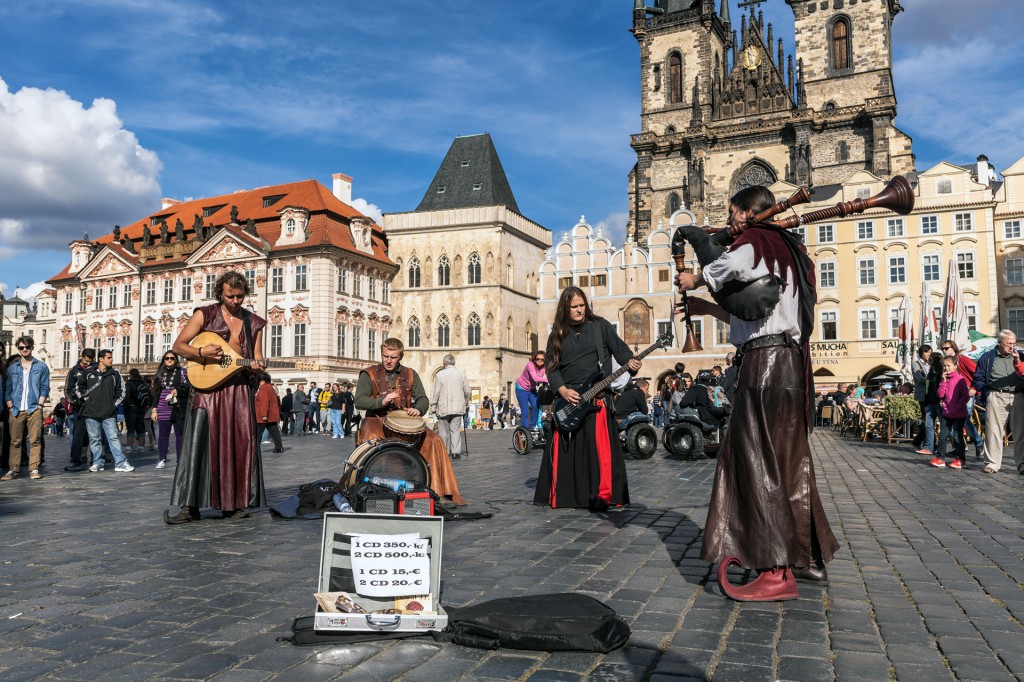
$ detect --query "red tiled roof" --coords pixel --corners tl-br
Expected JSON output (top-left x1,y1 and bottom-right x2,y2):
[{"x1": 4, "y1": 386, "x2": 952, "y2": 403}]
[{"x1": 48, "y1": 179, "x2": 393, "y2": 284}]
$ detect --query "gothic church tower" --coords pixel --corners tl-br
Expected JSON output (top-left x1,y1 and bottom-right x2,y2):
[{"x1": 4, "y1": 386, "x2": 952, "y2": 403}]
[{"x1": 628, "y1": 0, "x2": 914, "y2": 240}]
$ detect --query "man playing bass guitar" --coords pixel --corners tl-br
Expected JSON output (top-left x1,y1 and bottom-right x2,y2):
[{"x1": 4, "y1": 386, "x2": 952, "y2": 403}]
[{"x1": 533, "y1": 286, "x2": 641, "y2": 511}]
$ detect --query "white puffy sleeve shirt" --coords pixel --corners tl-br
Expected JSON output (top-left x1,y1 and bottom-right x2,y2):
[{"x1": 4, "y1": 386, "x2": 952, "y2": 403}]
[{"x1": 700, "y1": 242, "x2": 802, "y2": 346}]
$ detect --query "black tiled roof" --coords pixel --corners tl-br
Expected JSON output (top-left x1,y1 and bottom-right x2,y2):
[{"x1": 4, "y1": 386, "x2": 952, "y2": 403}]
[{"x1": 415, "y1": 134, "x2": 521, "y2": 214}]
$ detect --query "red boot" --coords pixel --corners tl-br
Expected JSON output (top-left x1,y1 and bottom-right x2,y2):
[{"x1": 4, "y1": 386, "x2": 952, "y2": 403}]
[{"x1": 717, "y1": 556, "x2": 799, "y2": 601}]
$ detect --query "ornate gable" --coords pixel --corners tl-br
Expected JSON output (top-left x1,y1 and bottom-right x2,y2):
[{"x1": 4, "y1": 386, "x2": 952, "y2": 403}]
[
  {"x1": 92, "y1": 253, "x2": 132, "y2": 277},
  {"x1": 192, "y1": 233, "x2": 263, "y2": 264}
]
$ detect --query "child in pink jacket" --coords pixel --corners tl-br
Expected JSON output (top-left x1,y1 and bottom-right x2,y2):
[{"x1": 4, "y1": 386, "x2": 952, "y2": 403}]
[{"x1": 933, "y1": 355, "x2": 970, "y2": 469}]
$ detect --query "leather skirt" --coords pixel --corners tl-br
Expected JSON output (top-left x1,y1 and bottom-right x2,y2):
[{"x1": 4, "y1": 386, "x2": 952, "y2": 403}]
[{"x1": 700, "y1": 344, "x2": 838, "y2": 569}]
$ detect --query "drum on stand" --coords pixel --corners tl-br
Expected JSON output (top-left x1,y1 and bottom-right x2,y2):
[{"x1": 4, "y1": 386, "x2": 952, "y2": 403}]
[{"x1": 339, "y1": 440, "x2": 430, "y2": 493}]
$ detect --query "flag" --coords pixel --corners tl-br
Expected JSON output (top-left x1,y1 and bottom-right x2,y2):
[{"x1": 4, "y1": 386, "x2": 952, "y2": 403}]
[
  {"x1": 940, "y1": 258, "x2": 970, "y2": 350},
  {"x1": 896, "y1": 293, "x2": 916, "y2": 380},
  {"x1": 920, "y1": 281, "x2": 939, "y2": 349}
]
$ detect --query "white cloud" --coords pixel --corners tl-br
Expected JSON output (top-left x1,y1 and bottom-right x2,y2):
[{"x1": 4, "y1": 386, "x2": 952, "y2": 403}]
[
  {"x1": 0, "y1": 76, "x2": 162, "y2": 256},
  {"x1": 350, "y1": 197, "x2": 384, "y2": 225},
  {"x1": 595, "y1": 212, "x2": 629, "y2": 246}
]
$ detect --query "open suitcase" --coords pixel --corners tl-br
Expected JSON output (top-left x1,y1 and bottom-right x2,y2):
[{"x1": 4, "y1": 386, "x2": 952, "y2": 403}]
[{"x1": 314, "y1": 512, "x2": 447, "y2": 633}]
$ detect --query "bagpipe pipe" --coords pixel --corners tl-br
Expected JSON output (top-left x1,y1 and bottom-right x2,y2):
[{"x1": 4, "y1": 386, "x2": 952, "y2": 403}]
[{"x1": 674, "y1": 176, "x2": 915, "y2": 352}]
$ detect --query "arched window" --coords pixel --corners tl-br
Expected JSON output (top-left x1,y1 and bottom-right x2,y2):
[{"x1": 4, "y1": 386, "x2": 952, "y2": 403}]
[
  {"x1": 407, "y1": 257, "x2": 421, "y2": 288},
  {"x1": 669, "y1": 52, "x2": 683, "y2": 104},
  {"x1": 436, "y1": 315, "x2": 450, "y2": 347},
  {"x1": 467, "y1": 313, "x2": 482, "y2": 346},
  {"x1": 831, "y1": 18, "x2": 851, "y2": 71},
  {"x1": 668, "y1": 192, "x2": 680, "y2": 217},
  {"x1": 467, "y1": 253, "x2": 481, "y2": 285},
  {"x1": 407, "y1": 316, "x2": 421, "y2": 347},
  {"x1": 837, "y1": 141, "x2": 848, "y2": 162},
  {"x1": 666, "y1": 125, "x2": 676, "y2": 135},
  {"x1": 506, "y1": 317, "x2": 514, "y2": 347},
  {"x1": 437, "y1": 255, "x2": 451, "y2": 286},
  {"x1": 505, "y1": 254, "x2": 513, "y2": 287}
]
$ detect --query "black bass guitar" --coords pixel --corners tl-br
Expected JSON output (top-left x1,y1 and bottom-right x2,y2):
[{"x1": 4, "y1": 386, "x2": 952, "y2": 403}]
[{"x1": 552, "y1": 333, "x2": 672, "y2": 433}]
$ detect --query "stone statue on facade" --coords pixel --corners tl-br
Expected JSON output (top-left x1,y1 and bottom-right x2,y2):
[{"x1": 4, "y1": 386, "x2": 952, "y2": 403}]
[
  {"x1": 113, "y1": 225, "x2": 121, "y2": 242},
  {"x1": 230, "y1": 205, "x2": 239, "y2": 224},
  {"x1": 143, "y1": 225, "x2": 153, "y2": 247},
  {"x1": 175, "y1": 218, "x2": 186, "y2": 242},
  {"x1": 159, "y1": 219, "x2": 169, "y2": 244}
]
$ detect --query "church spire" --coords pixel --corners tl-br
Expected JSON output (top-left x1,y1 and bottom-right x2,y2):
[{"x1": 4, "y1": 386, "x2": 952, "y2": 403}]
[{"x1": 719, "y1": 0, "x2": 731, "y2": 27}]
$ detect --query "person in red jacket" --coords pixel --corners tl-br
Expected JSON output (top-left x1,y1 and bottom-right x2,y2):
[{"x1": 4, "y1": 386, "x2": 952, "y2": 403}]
[{"x1": 255, "y1": 374, "x2": 284, "y2": 453}]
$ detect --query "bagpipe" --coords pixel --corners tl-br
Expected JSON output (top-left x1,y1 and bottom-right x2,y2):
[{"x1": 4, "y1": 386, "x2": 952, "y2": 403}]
[{"x1": 674, "y1": 175, "x2": 915, "y2": 352}]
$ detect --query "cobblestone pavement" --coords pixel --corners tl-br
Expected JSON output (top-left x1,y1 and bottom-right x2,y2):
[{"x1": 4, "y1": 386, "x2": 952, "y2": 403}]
[{"x1": 0, "y1": 426, "x2": 1022, "y2": 681}]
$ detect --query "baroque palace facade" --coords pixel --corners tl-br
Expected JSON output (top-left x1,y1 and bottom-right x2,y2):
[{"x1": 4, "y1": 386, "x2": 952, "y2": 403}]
[{"x1": 25, "y1": 175, "x2": 396, "y2": 399}]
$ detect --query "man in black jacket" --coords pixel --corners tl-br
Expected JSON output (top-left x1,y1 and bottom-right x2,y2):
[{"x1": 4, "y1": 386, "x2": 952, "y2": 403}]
[
  {"x1": 675, "y1": 372, "x2": 730, "y2": 430},
  {"x1": 76, "y1": 349, "x2": 134, "y2": 472},
  {"x1": 64, "y1": 348, "x2": 95, "y2": 471},
  {"x1": 614, "y1": 379, "x2": 649, "y2": 427}
]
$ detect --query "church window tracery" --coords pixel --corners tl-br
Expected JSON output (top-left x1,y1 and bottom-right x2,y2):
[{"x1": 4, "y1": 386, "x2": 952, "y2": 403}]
[
  {"x1": 438, "y1": 255, "x2": 451, "y2": 286},
  {"x1": 467, "y1": 252, "x2": 482, "y2": 285},
  {"x1": 408, "y1": 316, "x2": 421, "y2": 347},
  {"x1": 467, "y1": 313, "x2": 482, "y2": 346},
  {"x1": 436, "y1": 314, "x2": 450, "y2": 347},
  {"x1": 407, "y1": 257, "x2": 421, "y2": 288}
]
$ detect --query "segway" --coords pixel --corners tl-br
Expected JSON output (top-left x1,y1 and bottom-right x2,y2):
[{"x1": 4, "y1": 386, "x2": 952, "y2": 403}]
[{"x1": 512, "y1": 383, "x2": 554, "y2": 455}]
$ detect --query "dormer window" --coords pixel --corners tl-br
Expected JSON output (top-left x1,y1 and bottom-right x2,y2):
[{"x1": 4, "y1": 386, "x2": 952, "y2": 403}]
[
  {"x1": 437, "y1": 185, "x2": 446, "y2": 194},
  {"x1": 202, "y1": 204, "x2": 226, "y2": 218},
  {"x1": 472, "y1": 183, "x2": 482, "y2": 191},
  {"x1": 286, "y1": 218, "x2": 296, "y2": 236},
  {"x1": 262, "y1": 194, "x2": 285, "y2": 208},
  {"x1": 460, "y1": 160, "x2": 470, "y2": 167}
]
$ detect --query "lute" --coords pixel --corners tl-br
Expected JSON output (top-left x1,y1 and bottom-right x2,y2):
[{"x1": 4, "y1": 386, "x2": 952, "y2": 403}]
[
  {"x1": 186, "y1": 331, "x2": 320, "y2": 391},
  {"x1": 552, "y1": 333, "x2": 672, "y2": 433}
]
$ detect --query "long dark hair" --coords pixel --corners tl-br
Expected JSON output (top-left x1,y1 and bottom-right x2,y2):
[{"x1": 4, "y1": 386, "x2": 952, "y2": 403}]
[
  {"x1": 547, "y1": 286, "x2": 600, "y2": 369},
  {"x1": 154, "y1": 352, "x2": 182, "y2": 392}
]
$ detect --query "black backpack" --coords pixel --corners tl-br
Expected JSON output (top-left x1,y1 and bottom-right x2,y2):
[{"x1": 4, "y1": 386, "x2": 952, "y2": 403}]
[{"x1": 134, "y1": 381, "x2": 152, "y2": 409}]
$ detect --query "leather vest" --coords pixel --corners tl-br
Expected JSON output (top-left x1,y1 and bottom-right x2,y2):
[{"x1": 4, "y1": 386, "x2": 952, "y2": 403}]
[{"x1": 364, "y1": 364, "x2": 414, "y2": 417}]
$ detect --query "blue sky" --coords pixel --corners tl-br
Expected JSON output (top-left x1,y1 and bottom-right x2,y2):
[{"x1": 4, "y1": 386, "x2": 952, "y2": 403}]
[{"x1": 1, "y1": 0, "x2": 1022, "y2": 301}]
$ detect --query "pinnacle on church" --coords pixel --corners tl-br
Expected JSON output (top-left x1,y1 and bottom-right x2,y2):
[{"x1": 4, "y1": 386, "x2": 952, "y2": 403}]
[{"x1": 415, "y1": 133, "x2": 521, "y2": 214}]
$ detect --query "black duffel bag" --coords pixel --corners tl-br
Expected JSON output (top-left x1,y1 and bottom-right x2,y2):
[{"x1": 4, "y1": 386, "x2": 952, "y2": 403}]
[{"x1": 438, "y1": 593, "x2": 630, "y2": 653}]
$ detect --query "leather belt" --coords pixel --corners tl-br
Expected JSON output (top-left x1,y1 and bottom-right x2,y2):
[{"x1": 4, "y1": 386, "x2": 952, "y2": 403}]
[{"x1": 734, "y1": 333, "x2": 797, "y2": 368}]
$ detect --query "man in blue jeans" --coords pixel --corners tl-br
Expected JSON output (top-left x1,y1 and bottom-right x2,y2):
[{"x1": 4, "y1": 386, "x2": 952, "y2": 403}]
[
  {"x1": 3, "y1": 335, "x2": 50, "y2": 480},
  {"x1": 76, "y1": 349, "x2": 134, "y2": 473}
]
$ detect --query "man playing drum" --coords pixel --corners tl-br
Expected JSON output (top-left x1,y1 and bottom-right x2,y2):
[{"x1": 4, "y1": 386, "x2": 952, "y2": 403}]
[{"x1": 354, "y1": 337, "x2": 466, "y2": 505}]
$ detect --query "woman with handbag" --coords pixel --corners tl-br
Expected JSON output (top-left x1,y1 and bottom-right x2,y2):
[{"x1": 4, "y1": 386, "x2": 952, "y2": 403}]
[{"x1": 151, "y1": 353, "x2": 189, "y2": 469}]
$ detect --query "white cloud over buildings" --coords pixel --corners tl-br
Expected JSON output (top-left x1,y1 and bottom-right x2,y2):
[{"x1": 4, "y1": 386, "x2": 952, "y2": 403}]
[{"x1": 0, "y1": 76, "x2": 162, "y2": 256}]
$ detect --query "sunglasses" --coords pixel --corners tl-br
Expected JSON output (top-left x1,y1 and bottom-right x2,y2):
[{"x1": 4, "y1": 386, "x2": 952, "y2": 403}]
[
  {"x1": 17, "y1": 345, "x2": 30, "y2": 351},
  {"x1": 163, "y1": 357, "x2": 176, "y2": 361}
]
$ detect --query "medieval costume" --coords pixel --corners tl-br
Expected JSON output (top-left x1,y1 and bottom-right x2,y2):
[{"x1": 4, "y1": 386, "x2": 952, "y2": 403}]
[
  {"x1": 534, "y1": 318, "x2": 633, "y2": 510},
  {"x1": 699, "y1": 223, "x2": 839, "y2": 578},
  {"x1": 354, "y1": 363, "x2": 466, "y2": 505},
  {"x1": 169, "y1": 303, "x2": 267, "y2": 514}
]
